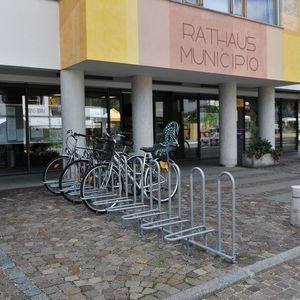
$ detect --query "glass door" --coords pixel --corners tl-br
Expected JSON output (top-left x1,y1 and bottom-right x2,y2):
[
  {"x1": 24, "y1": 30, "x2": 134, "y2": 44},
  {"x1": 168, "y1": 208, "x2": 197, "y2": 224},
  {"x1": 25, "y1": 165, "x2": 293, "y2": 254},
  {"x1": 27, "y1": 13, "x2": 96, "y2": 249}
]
[
  {"x1": 85, "y1": 93, "x2": 107, "y2": 137},
  {"x1": 179, "y1": 97, "x2": 220, "y2": 159},
  {"x1": 199, "y1": 100, "x2": 220, "y2": 159},
  {"x1": 282, "y1": 101, "x2": 297, "y2": 152},
  {"x1": 276, "y1": 100, "x2": 298, "y2": 152},
  {"x1": 27, "y1": 90, "x2": 62, "y2": 171},
  {"x1": 0, "y1": 86, "x2": 27, "y2": 174},
  {"x1": 182, "y1": 98, "x2": 199, "y2": 158}
]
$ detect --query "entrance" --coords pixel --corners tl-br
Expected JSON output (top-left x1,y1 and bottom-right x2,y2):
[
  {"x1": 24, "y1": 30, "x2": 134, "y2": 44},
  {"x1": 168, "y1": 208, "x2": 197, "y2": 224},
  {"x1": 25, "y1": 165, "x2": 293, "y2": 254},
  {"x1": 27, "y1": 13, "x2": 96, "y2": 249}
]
[
  {"x1": 153, "y1": 93, "x2": 220, "y2": 160},
  {"x1": 275, "y1": 99, "x2": 298, "y2": 152},
  {"x1": 181, "y1": 97, "x2": 220, "y2": 159}
]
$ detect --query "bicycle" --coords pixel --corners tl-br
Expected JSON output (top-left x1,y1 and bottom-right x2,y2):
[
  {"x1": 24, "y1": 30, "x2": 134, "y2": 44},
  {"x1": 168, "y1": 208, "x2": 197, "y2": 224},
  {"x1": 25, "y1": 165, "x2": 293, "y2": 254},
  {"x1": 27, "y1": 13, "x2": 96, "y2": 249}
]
[
  {"x1": 59, "y1": 133, "x2": 132, "y2": 204},
  {"x1": 42, "y1": 130, "x2": 89, "y2": 195},
  {"x1": 80, "y1": 122, "x2": 180, "y2": 213}
]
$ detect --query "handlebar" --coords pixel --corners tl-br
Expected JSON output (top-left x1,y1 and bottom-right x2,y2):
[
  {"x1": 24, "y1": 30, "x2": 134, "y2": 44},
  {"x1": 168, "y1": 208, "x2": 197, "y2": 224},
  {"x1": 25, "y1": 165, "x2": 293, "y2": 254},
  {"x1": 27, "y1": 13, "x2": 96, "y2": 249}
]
[
  {"x1": 73, "y1": 133, "x2": 87, "y2": 138},
  {"x1": 66, "y1": 130, "x2": 133, "y2": 147}
]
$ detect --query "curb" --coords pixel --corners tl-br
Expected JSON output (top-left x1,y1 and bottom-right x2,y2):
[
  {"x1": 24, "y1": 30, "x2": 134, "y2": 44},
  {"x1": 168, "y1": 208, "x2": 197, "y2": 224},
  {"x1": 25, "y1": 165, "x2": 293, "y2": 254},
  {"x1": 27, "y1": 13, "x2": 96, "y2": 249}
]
[
  {"x1": 165, "y1": 246, "x2": 300, "y2": 300},
  {"x1": 0, "y1": 248, "x2": 49, "y2": 299}
]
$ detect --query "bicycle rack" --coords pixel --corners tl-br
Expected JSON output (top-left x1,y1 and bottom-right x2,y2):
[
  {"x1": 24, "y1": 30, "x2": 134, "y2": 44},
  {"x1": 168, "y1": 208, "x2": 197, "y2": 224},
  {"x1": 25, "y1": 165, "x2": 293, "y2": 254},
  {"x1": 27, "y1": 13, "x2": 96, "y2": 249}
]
[
  {"x1": 80, "y1": 156, "x2": 132, "y2": 212},
  {"x1": 121, "y1": 159, "x2": 168, "y2": 228},
  {"x1": 164, "y1": 169, "x2": 236, "y2": 263},
  {"x1": 140, "y1": 163, "x2": 189, "y2": 236},
  {"x1": 106, "y1": 156, "x2": 150, "y2": 216}
]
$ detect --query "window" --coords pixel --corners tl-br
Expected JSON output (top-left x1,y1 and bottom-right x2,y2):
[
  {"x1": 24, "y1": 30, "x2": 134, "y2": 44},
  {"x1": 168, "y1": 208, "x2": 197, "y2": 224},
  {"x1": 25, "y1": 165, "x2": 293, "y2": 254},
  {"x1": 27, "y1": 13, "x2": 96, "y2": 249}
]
[
  {"x1": 184, "y1": 0, "x2": 201, "y2": 4},
  {"x1": 247, "y1": 0, "x2": 277, "y2": 25},
  {"x1": 171, "y1": 0, "x2": 279, "y2": 26},
  {"x1": 203, "y1": 0, "x2": 230, "y2": 13},
  {"x1": 233, "y1": 0, "x2": 243, "y2": 16}
]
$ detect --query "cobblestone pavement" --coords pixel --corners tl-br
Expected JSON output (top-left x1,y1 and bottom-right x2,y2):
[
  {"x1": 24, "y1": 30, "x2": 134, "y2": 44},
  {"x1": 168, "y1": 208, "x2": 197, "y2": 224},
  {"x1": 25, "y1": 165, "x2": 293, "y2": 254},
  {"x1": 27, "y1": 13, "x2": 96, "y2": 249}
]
[
  {"x1": 0, "y1": 268, "x2": 26, "y2": 299},
  {"x1": 207, "y1": 257, "x2": 300, "y2": 300},
  {"x1": 1, "y1": 157, "x2": 300, "y2": 299}
]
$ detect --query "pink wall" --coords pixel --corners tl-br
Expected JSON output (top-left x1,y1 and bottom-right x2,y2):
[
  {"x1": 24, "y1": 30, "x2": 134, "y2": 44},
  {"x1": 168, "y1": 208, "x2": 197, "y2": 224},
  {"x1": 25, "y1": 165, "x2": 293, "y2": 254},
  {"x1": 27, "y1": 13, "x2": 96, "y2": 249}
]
[
  {"x1": 138, "y1": 1, "x2": 268, "y2": 79},
  {"x1": 138, "y1": 0, "x2": 170, "y2": 68}
]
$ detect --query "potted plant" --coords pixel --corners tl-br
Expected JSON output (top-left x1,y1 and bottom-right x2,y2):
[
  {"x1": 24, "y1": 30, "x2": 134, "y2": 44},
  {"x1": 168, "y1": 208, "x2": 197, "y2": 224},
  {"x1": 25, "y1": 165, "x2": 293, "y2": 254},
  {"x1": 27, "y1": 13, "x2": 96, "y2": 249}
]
[{"x1": 242, "y1": 138, "x2": 281, "y2": 167}]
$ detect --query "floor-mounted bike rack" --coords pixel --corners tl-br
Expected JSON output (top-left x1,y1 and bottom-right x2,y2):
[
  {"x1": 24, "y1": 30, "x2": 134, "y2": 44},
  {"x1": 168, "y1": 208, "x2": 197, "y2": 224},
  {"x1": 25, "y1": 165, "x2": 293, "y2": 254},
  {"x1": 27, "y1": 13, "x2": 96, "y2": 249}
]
[
  {"x1": 80, "y1": 151, "x2": 236, "y2": 263},
  {"x1": 139, "y1": 163, "x2": 190, "y2": 236},
  {"x1": 119, "y1": 159, "x2": 169, "y2": 233},
  {"x1": 164, "y1": 168, "x2": 236, "y2": 263},
  {"x1": 80, "y1": 154, "x2": 132, "y2": 213},
  {"x1": 106, "y1": 156, "x2": 151, "y2": 217}
]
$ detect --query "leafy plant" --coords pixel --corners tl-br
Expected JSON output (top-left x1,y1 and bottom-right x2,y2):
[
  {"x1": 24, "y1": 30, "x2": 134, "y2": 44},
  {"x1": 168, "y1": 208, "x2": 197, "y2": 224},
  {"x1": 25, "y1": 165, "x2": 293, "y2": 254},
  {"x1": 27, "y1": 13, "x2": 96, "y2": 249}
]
[
  {"x1": 270, "y1": 148, "x2": 282, "y2": 161},
  {"x1": 246, "y1": 138, "x2": 281, "y2": 161}
]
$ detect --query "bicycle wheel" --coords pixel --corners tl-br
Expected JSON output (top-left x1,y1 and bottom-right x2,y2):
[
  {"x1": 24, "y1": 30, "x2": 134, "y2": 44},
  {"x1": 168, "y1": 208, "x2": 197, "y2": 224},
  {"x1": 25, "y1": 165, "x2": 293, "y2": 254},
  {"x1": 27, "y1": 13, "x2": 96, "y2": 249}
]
[
  {"x1": 80, "y1": 163, "x2": 122, "y2": 213},
  {"x1": 144, "y1": 159, "x2": 179, "y2": 202},
  {"x1": 59, "y1": 159, "x2": 90, "y2": 204},
  {"x1": 43, "y1": 155, "x2": 70, "y2": 195}
]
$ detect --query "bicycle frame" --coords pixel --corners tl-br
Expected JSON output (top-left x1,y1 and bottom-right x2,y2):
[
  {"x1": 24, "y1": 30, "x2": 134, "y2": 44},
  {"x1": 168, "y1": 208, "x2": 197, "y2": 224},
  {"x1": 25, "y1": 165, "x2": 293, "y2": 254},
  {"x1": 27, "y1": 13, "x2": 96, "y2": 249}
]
[{"x1": 112, "y1": 151, "x2": 172, "y2": 196}]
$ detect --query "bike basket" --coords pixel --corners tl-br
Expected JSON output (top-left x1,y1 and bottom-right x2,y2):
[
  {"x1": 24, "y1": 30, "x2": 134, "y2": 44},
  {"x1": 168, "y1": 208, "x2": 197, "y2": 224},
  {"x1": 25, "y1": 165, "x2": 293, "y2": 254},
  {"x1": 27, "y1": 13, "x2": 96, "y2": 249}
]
[{"x1": 93, "y1": 138, "x2": 115, "y2": 161}]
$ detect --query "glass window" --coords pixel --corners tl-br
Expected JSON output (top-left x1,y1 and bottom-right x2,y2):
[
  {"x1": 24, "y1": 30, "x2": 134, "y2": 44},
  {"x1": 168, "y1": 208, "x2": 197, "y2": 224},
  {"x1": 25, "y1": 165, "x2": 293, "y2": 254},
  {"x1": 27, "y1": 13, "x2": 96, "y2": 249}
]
[
  {"x1": 203, "y1": 0, "x2": 229, "y2": 13},
  {"x1": 247, "y1": 0, "x2": 276, "y2": 24},
  {"x1": 184, "y1": 0, "x2": 200, "y2": 4},
  {"x1": 85, "y1": 95, "x2": 107, "y2": 137},
  {"x1": 281, "y1": 101, "x2": 297, "y2": 152},
  {"x1": 155, "y1": 101, "x2": 164, "y2": 143},
  {"x1": 244, "y1": 99, "x2": 257, "y2": 149},
  {"x1": 183, "y1": 99, "x2": 198, "y2": 158},
  {"x1": 109, "y1": 95, "x2": 121, "y2": 135},
  {"x1": 199, "y1": 100, "x2": 220, "y2": 159},
  {"x1": 275, "y1": 100, "x2": 281, "y2": 149},
  {"x1": 27, "y1": 92, "x2": 62, "y2": 167},
  {"x1": 233, "y1": 0, "x2": 243, "y2": 16},
  {"x1": 0, "y1": 88, "x2": 26, "y2": 172}
]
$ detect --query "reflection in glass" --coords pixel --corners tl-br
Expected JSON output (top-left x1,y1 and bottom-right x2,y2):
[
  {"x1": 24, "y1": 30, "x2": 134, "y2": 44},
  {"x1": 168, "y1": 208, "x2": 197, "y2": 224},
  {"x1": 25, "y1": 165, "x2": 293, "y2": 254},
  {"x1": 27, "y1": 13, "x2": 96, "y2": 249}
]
[
  {"x1": 0, "y1": 88, "x2": 26, "y2": 172},
  {"x1": 282, "y1": 101, "x2": 297, "y2": 152},
  {"x1": 247, "y1": 0, "x2": 275, "y2": 24},
  {"x1": 233, "y1": 0, "x2": 242, "y2": 15},
  {"x1": 155, "y1": 101, "x2": 164, "y2": 143},
  {"x1": 27, "y1": 94, "x2": 62, "y2": 167},
  {"x1": 298, "y1": 101, "x2": 300, "y2": 147},
  {"x1": 183, "y1": 99, "x2": 198, "y2": 158},
  {"x1": 85, "y1": 96, "x2": 107, "y2": 137},
  {"x1": 275, "y1": 101, "x2": 281, "y2": 149},
  {"x1": 109, "y1": 96, "x2": 121, "y2": 135},
  {"x1": 184, "y1": 0, "x2": 199, "y2": 4},
  {"x1": 203, "y1": 0, "x2": 229, "y2": 13},
  {"x1": 199, "y1": 100, "x2": 219, "y2": 159},
  {"x1": 244, "y1": 99, "x2": 257, "y2": 149}
]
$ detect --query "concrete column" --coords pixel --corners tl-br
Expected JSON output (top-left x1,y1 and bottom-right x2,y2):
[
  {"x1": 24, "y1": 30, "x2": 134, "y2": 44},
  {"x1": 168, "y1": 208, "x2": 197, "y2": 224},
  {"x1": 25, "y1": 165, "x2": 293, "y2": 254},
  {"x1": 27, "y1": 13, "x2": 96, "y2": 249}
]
[
  {"x1": 219, "y1": 83, "x2": 237, "y2": 167},
  {"x1": 61, "y1": 69, "x2": 85, "y2": 149},
  {"x1": 131, "y1": 75, "x2": 153, "y2": 151},
  {"x1": 258, "y1": 86, "x2": 275, "y2": 147}
]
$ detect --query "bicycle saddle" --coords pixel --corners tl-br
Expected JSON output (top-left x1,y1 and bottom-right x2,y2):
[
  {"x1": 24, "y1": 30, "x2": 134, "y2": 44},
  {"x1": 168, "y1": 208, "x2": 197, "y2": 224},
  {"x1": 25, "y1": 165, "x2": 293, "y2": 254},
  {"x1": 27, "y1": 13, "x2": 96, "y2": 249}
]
[{"x1": 140, "y1": 146, "x2": 156, "y2": 153}]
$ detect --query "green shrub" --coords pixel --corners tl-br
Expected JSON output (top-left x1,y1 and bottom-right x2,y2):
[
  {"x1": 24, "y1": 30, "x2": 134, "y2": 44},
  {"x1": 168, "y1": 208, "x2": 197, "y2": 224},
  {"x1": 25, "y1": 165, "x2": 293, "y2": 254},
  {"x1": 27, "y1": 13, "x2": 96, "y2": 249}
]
[{"x1": 246, "y1": 138, "x2": 281, "y2": 161}]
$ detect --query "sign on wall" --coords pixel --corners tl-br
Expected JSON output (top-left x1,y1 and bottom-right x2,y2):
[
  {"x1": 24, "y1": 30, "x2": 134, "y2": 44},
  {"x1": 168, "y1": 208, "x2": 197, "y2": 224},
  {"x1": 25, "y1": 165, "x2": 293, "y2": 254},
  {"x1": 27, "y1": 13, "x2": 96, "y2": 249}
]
[{"x1": 170, "y1": 4, "x2": 267, "y2": 78}]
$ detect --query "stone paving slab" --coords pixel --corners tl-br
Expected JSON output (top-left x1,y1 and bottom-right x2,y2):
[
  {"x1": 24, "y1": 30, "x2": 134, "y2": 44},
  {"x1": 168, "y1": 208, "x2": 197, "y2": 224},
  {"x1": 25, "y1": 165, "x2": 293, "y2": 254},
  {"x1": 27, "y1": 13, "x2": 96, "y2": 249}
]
[
  {"x1": 0, "y1": 188, "x2": 235, "y2": 299},
  {"x1": 265, "y1": 192, "x2": 291, "y2": 204},
  {"x1": 1, "y1": 158, "x2": 300, "y2": 299},
  {"x1": 0, "y1": 268, "x2": 27, "y2": 300},
  {"x1": 207, "y1": 256, "x2": 300, "y2": 300}
]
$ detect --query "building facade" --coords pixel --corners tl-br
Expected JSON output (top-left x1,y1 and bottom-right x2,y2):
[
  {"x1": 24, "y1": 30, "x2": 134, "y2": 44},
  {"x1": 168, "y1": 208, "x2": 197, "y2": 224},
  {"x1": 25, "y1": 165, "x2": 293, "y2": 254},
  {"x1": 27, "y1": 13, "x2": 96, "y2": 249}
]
[{"x1": 0, "y1": 0, "x2": 300, "y2": 174}]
